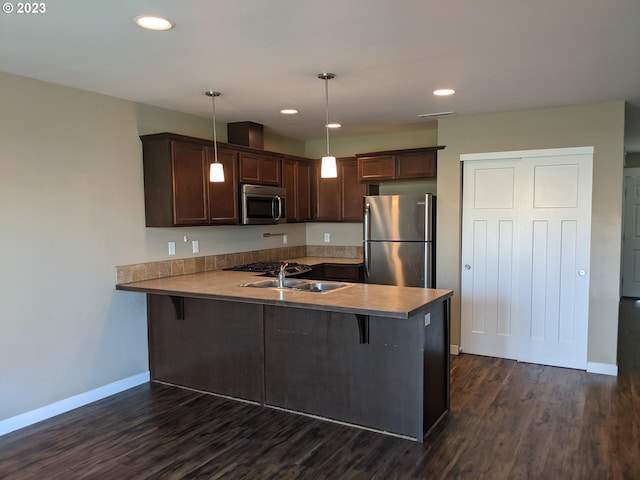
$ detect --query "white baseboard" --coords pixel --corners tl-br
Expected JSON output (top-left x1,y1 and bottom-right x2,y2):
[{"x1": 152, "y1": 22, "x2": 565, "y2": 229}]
[
  {"x1": 450, "y1": 344, "x2": 459, "y2": 355},
  {"x1": 0, "y1": 371, "x2": 150, "y2": 437},
  {"x1": 586, "y1": 362, "x2": 618, "y2": 376}
]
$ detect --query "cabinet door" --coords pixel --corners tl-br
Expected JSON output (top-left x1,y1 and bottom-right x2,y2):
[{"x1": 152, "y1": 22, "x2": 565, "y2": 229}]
[
  {"x1": 296, "y1": 161, "x2": 312, "y2": 221},
  {"x1": 358, "y1": 155, "x2": 396, "y2": 180},
  {"x1": 171, "y1": 141, "x2": 208, "y2": 225},
  {"x1": 239, "y1": 152, "x2": 262, "y2": 184},
  {"x1": 239, "y1": 152, "x2": 281, "y2": 186},
  {"x1": 340, "y1": 158, "x2": 366, "y2": 221},
  {"x1": 261, "y1": 155, "x2": 282, "y2": 186},
  {"x1": 281, "y1": 159, "x2": 297, "y2": 221},
  {"x1": 313, "y1": 166, "x2": 340, "y2": 221},
  {"x1": 396, "y1": 151, "x2": 436, "y2": 179},
  {"x1": 208, "y1": 148, "x2": 239, "y2": 224},
  {"x1": 322, "y1": 264, "x2": 363, "y2": 282}
]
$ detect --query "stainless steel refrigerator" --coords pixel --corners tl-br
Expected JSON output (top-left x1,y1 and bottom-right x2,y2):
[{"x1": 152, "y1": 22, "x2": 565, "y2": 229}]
[{"x1": 363, "y1": 193, "x2": 435, "y2": 288}]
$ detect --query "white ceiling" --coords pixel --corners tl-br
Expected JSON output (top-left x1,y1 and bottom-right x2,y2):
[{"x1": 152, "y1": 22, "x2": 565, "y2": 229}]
[{"x1": 2, "y1": 0, "x2": 639, "y2": 150}]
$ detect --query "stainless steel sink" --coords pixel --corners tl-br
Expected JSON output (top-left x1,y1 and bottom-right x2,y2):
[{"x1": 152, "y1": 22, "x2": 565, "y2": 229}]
[
  {"x1": 240, "y1": 279, "x2": 351, "y2": 293},
  {"x1": 241, "y1": 279, "x2": 310, "y2": 289},
  {"x1": 292, "y1": 282, "x2": 349, "y2": 292}
]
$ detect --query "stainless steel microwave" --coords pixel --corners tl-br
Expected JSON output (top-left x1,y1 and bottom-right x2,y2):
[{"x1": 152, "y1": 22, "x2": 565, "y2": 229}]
[{"x1": 240, "y1": 184, "x2": 287, "y2": 225}]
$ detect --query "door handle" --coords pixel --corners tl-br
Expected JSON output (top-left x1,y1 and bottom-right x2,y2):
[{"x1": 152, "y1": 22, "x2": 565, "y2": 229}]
[{"x1": 363, "y1": 203, "x2": 370, "y2": 278}]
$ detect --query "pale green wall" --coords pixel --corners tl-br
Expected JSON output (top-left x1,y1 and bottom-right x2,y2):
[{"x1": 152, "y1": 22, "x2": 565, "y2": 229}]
[
  {"x1": 0, "y1": 72, "x2": 306, "y2": 422},
  {"x1": 437, "y1": 102, "x2": 625, "y2": 366},
  {"x1": 1, "y1": 73, "x2": 148, "y2": 420},
  {"x1": 305, "y1": 128, "x2": 439, "y2": 158},
  {"x1": 306, "y1": 223, "x2": 363, "y2": 246},
  {"x1": 264, "y1": 130, "x2": 306, "y2": 157}
]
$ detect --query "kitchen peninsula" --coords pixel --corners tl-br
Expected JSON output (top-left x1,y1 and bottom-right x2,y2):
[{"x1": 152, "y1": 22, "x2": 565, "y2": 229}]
[{"x1": 116, "y1": 262, "x2": 452, "y2": 442}]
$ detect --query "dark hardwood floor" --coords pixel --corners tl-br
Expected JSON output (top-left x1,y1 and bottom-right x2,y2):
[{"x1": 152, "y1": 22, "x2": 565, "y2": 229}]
[{"x1": 2, "y1": 300, "x2": 640, "y2": 479}]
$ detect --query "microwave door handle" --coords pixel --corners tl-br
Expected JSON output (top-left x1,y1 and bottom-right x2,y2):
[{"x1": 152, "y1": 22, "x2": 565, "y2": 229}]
[{"x1": 273, "y1": 195, "x2": 282, "y2": 221}]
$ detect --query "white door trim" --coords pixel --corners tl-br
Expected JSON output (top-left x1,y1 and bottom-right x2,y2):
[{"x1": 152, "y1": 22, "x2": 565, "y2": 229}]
[{"x1": 461, "y1": 146, "x2": 594, "y2": 162}]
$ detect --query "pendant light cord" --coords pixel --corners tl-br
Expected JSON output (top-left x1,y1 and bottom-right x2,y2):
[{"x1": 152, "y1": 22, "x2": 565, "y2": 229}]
[
  {"x1": 206, "y1": 90, "x2": 221, "y2": 164},
  {"x1": 211, "y1": 93, "x2": 219, "y2": 163},
  {"x1": 324, "y1": 77, "x2": 330, "y2": 156}
]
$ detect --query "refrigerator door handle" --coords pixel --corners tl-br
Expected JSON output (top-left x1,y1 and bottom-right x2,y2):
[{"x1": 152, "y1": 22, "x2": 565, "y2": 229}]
[{"x1": 363, "y1": 203, "x2": 370, "y2": 278}]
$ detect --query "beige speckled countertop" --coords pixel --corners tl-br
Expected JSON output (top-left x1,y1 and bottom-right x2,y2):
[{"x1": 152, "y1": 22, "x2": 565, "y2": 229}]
[{"x1": 116, "y1": 256, "x2": 452, "y2": 319}]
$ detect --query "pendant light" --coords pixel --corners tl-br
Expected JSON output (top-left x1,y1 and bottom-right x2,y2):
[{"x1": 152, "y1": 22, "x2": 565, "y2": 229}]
[
  {"x1": 318, "y1": 72, "x2": 337, "y2": 178},
  {"x1": 205, "y1": 90, "x2": 225, "y2": 182}
]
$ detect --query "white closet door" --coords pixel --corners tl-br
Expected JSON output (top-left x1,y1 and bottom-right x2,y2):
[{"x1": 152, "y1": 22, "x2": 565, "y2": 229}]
[
  {"x1": 461, "y1": 159, "x2": 521, "y2": 360},
  {"x1": 518, "y1": 153, "x2": 592, "y2": 369},
  {"x1": 461, "y1": 148, "x2": 593, "y2": 370}
]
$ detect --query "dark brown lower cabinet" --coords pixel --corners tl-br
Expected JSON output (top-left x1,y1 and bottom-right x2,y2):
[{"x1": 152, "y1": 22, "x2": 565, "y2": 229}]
[
  {"x1": 146, "y1": 293, "x2": 449, "y2": 441},
  {"x1": 264, "y1": 302, "x2": 448, "y2": 439},
  {"x1": 304, "y1": 263, "x2": 364, "y2": 282},
  {"x1": 147, "y1": 295, "x2": 263, "y2": 402}
]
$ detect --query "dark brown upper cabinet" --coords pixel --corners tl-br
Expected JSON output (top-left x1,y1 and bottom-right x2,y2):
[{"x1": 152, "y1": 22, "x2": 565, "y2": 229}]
[
  {"x1": 208, "y1": 147, "x2": 239, "y2": 224},
  {"x1": 141, "y1": 133, "x2": 239, "y2": 226},
  {"x1": 239, "y1": 152, "x2": 281, "y2": 186},
  {"x1": 313, "y1": 157, "x2": 368, "y2": 222},
  {"x1": 282, "y1": 157, "x2": 312, "y2": 222},
  {"x1": 356, "y1": 146, "x2": 444, "y2": 182}
]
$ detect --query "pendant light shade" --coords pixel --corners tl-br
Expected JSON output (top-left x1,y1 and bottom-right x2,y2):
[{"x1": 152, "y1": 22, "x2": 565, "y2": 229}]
[
  {"x1": 205, "y1": 90, "x2": 225, "y2": 183},
  {"x1": 209, "y1": 162, "x2": 224, "y2": 182},
  {"x1": 318, "y1": 72, "x2": 337, "y2": 179},
  {"x1": 321, "y1": 155, "x2": 337, "y2": 178}
]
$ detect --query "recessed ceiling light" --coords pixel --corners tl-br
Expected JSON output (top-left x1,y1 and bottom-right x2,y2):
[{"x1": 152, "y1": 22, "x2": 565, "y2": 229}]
[
  {"x1": 280, "y1": 109, "x2": 298, "y2": 115},
  {"x1": 134, "y1": 16, "x2": 175, "y2": 31},
  {"x1": 433, "y1": 88, "x2": 455, "y2": 96},
  {"x1": 327, "y1": 123, "x2": 341, "y2": 129}
]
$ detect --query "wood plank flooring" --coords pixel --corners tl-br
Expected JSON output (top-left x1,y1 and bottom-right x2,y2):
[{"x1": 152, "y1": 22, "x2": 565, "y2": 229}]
[{"x1": 2, "y1": 299, "x2": 639, "y2": 479}]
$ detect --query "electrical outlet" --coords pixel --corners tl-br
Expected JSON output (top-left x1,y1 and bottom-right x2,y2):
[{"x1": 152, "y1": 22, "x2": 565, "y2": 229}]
[
  {"x1": 192, "y1": 240, "x2": 199, "y2": 253},
  {"x1": 283, "y1": 234, "x2": 288, "y2": 245},
  {"x1": 324, "y1": 232, "x2": 331, "y2": 243},
  {"x1": 424, "y1": 312, "x2": 431, "y2": 327},
  {"x1": 168, "y1": 242, "x2": 176, "y2": 256}
]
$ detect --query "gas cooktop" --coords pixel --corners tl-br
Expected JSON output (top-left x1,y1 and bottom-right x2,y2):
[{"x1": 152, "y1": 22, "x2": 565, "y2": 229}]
[{"x1": 224, "y1": 261, "x2": 312, "y2": 277}]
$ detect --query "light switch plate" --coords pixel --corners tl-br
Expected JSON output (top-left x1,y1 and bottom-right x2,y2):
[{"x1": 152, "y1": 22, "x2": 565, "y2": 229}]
[
  {"x1": 324, "y1": 232, "x2": 331, "y2": 243},
  {"x1": 168, "y1": 242, "x2": 176, "y2": 256},
  {"x1": 424, "y1": 312, "x2": 431, "y2": 327},
  {"x1": 192, "y1": 240, "x2": 199, "y2": 253}
]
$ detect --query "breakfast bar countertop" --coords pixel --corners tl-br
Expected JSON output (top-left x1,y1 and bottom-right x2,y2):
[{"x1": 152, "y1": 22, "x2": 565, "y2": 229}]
[{"x1": 116, "y1": 265, "x2": 452, "y2": 319}]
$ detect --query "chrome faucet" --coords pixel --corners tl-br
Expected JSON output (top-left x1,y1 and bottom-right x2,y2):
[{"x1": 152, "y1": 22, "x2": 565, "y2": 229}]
[{"x1": 277, "y1": 263, "x2": 288, "y2": 288}]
